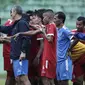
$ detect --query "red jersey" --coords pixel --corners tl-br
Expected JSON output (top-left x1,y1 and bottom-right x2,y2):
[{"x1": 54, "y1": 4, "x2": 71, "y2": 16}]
[
  {"x1": 40, "y1": 23, "x2": 57, "y2": 78},
  {"x1": 28, "y1": 33, "x2": 40, "y2": 63},
  {"x1": 28, "y1": 28, "x2": 43, "y2": 78},
  {"x1": 3, "y1": 19, "x2": 13, "y2": 71},
  {"x1": 28, "y1": 28, "x2": 43, "y2": 61},
  {"x1": 42, "y1": 23, "x2": 56, "y2": 62},
  {"x1": 3, "y1": 19, "x2": 13, "y2": 57}
]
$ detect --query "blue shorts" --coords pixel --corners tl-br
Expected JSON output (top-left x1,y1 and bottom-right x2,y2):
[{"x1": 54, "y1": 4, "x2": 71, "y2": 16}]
[
  {"x1": 13, "y1": 59, "x2": 28, "y2": 77},
  {"x1": 56, "y1": 57, "x2": 72, "y2": 80}
]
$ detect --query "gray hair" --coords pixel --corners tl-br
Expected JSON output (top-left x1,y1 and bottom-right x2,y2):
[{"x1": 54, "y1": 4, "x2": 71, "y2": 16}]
[{"x1": 12, "y1": 5, "x2": 23, "y2": 15}]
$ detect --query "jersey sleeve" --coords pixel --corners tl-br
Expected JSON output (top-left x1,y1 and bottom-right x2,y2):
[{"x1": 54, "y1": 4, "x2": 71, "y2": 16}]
[
  {"x1": 37, "y1": 34, "x2": 43, "y2": 40},
  {"x1": 47, "y1": 24, "x2": 55, "y2": 37},
  {"x1": 64, "y1": 28, "x2": 73, "y2": 40}
]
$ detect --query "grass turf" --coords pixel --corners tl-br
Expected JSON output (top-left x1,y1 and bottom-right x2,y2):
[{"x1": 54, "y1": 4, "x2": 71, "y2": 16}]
[{"x1": 0, "y1": 79, "x2": 5, "y2": 85}]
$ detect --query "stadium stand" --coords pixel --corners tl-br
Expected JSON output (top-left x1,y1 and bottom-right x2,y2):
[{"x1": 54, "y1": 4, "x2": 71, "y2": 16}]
[{"x1": 0, "y1": 0, "x2": 85, "y2": 29}]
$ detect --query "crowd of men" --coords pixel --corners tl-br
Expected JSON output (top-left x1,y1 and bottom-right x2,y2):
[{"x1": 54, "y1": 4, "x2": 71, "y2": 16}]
[{"x1": 0, "y1": 5, "x2": 85, "y2": 85}]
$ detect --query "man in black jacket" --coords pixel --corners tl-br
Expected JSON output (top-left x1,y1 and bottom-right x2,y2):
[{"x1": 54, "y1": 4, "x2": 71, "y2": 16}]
[{"x1": 0, "y1": 5, "x2": 31, "y2": 85}]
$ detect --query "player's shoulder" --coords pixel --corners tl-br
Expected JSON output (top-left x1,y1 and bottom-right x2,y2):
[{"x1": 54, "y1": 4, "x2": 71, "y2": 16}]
[
  {"x1": 62, "y1": 26, "x2": 71, "y2": 35},
  {"x1": 71, "y1": 29, "x2": 77, "y2": 33},
  {"x1": 47, "y1": 23, "x2": 56, "y2": 31},
  {"x1": 4, "y1": 19, "x2": 13, "y2": 26},
  {"x1": 63, "y1": 25, "x2": 69, "y2": 30},
  {"x1": 7, "y1": 19, "x2": 12, "y2": 23},
  {"x1": 71, "y1": 29, "x2": 77, "y2": 35},
  {"x1": 49, "y1": 22, "x2": 56, "y2": 27},
  {"x1": 18, "y1": 19, "x2": 27, "y2": 24},
  {"x1": 63, "y1": 26, "x2": 70, "y2": 31},
  {"x1": 18, "y1": 19, "x2": 29, "y2": 27}
]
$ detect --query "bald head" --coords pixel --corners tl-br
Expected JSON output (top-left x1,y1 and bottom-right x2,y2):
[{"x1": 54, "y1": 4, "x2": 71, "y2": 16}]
[
  {"x1": 43, "y1": 10, "x2": 54, "y2": 19},
  {"x1": 43, "y1": 9, "x2": 54, "y2": 24}
]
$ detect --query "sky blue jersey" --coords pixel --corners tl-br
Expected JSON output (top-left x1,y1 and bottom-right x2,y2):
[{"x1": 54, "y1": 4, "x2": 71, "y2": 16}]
[{"x1": 57, "y1": 26, "x2": 72, "y2": 62}]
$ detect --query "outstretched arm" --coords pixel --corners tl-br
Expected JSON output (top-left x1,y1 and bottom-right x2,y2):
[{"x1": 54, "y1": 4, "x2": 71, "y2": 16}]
[
  {"x1": 13, "y1": 30, "x2": 42, "y2": 39},
  {"x1": 0, "y1": 25, "x2": 13, "y2": 34},
  {"x1": 20, "y1": 30, "x2": 41, "y2": 36},
  {"x1": 0, "y1": 37, "x2": 11, "y2": 43}
]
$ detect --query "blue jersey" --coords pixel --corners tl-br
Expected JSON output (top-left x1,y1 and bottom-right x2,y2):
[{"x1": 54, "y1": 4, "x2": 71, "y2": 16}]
[
  {"x1": 57, "y1": 26, "x2": 72, "y2": 62},
  {"x1": 75, "y1": 32, "x2": 85, "y2": 40}
]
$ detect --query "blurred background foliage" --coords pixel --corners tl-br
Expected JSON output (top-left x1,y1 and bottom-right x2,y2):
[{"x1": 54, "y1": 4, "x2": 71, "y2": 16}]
[
  {"x1": 0, "y1": 0, "x2": 85, "y2": 29},
  {"x1": 0, "y1": 0, "x2": 24, "y2": 9}
]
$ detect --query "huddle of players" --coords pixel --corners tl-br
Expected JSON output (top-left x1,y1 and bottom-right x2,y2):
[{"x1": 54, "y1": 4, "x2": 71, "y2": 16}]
[{"x1": 1, "y1": 5, "x2": 85, "y2": 85}]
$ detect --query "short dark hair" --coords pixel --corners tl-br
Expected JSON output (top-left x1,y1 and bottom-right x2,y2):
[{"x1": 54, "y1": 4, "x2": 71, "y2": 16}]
[
  {"x1": 55, "y1": 11, "x2": 66, "y2": 23},
  {"x1": 45, "y1": 9, "x2": 54, "y2": 13},
  {"x1": 37, "y1": 9, "x2": 46, "y2": 14},
  {"x1": 13, "y1": 5, "x2": 23, "y2": 15},
  {"x1": 77, "y1": 16, "x2": 85, "y2": 25},
  {"x1": 33, "y1": 10, "x2": 44, "y2": 19},
  {"x1": 26, "y1": 10, "x2": 33, "y2": 16}
]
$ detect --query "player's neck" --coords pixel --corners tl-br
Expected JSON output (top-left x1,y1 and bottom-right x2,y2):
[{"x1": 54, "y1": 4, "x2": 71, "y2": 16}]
[
  {"x1": 15, "y1": 15, "x2": 22, "y2": 21},
  {"x1": 58, "y1": 24, "x2": 64, "y2": 29}
]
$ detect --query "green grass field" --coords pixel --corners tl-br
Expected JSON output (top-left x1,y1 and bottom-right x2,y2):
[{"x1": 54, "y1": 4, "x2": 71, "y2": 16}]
[
  {"x1": 0, "y1": 79, "x2": 5, "y2": 85},
  {"x1": 0, "y1": 74, "x2": 6, "y2": 85}
]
